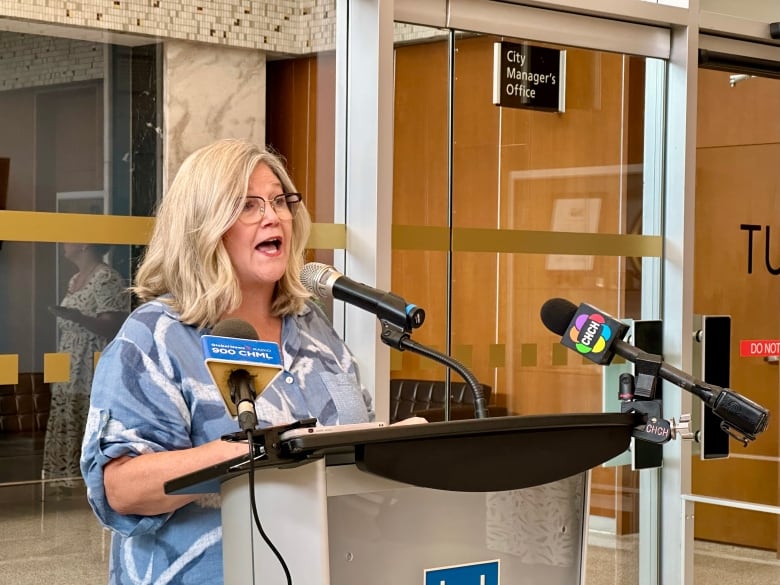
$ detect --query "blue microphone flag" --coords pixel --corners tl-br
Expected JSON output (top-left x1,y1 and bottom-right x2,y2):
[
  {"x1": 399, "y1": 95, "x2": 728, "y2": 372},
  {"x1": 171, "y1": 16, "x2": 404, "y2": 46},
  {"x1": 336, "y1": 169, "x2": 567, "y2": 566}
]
[{"x1": 202, "y1": 334, "x2": 283, "y2": 416}]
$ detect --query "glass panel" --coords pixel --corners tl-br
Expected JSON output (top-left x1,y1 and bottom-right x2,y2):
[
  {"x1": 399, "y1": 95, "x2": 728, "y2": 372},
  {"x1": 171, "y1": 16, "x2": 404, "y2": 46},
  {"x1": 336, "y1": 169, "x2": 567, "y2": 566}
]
[
  {"x1": 0, "y1": 28, "x2": 158, "y2": 583},
  {"x1": 391, "y1": 26, "x2": 452, "y2": 401},
  {"x1": 450, "y1": 34, "x2": 648, "y2": 409},
  {"x1": 0, "y1": 32, "x2": 160, "y2": 486},
  {"x1": 0, "y1": 240, "x2": 131, "y2": 481},
  {"x1": 452, "y1": 32, "x2": 646, "y2": 585},
  {"x1": 693, "y1": 65, "x2": 780, "y2": 561},
  {"x1": 392, "y1": 26, "x2": 659, "y2": 584}
]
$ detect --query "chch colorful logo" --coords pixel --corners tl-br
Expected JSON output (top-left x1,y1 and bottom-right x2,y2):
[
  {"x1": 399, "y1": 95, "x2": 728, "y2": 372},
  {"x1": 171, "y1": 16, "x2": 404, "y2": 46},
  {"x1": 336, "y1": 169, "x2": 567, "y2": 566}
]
[{"x1": 568, "y1": 312, "x2": 613, "y2": 354}]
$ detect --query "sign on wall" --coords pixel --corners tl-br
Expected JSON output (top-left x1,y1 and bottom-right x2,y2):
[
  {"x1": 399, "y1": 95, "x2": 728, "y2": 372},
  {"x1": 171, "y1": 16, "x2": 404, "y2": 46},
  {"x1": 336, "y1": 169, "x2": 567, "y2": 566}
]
[{"x1": 492, "y1": 41, "x2": 566, "y2": 112}]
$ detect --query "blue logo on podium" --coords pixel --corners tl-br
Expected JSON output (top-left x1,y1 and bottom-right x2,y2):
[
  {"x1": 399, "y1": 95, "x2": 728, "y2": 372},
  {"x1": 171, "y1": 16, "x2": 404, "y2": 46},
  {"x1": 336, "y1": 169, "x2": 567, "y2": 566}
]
[{"x1": 424, "y1": 560, "x2": 499, "y2": 585}]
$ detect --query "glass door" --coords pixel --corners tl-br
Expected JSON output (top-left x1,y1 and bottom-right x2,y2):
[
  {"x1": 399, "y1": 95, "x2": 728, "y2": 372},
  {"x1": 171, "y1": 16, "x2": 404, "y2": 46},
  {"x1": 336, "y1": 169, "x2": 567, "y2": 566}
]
[
  {"x1": 390, "y1": 12, "x2": 669, "y2": 585},
  {"x1": 691, "y1": 44, "x2": 780, "y2": 571}
]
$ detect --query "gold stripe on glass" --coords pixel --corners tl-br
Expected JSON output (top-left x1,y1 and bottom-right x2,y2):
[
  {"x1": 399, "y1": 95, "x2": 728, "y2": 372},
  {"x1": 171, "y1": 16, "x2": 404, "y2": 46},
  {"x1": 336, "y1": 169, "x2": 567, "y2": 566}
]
[
  {"x1": 552, "y1": 344, "x2": 569, "y2": 366},
  {"x1": 488, "y1": 344, "x2": 505, "y2": 368},
  {"x1": 420, "y1": 346, "x2": 444, "y2": 369},
  {"x1": 0, "y1": 211, "x2": 347, "y2": 250},
  {"x1": 393, "y1": 225, "x2": 450, "y2": 251},
  {"x1": 390, "y1": 348, "x2": 403, "y2": 371},
  {"x1": 0, "y1": 354, "x2": 19, "y2": 385},
  {"x1": 308, "y1": 223, "x2": 347, "y2": 250},
  {"x1": 0, "y1": 211, "x2": 153, "y2": 245},
  {"x1": 0, "y1": 211, "x2": 662, "y2": 257},
  {"x1": 453, "y1": 345, "x2": 473, "y2": 368},
  {"x1": 521, "y1": 343, "x2": 538, "y2": 367},
  {"x1": 453, "y1": 228, "x2": 662, "y2": 257},
  {"x1": 44, "y1": 353, "x2": 70, "y2": 383}
]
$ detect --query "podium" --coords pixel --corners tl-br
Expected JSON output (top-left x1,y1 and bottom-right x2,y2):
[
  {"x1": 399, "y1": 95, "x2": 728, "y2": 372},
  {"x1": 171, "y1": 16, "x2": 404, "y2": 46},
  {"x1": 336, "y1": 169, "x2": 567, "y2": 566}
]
[{"x1": 166, "y1": 413, "x2": 638, "y2": 585}]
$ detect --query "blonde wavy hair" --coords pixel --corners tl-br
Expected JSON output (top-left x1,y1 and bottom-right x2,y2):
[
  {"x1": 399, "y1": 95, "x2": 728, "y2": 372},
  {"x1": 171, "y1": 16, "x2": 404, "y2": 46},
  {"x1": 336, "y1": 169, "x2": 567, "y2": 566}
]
[{"x1": 133, "y1": 138, "x2": 311, "y2": 328}]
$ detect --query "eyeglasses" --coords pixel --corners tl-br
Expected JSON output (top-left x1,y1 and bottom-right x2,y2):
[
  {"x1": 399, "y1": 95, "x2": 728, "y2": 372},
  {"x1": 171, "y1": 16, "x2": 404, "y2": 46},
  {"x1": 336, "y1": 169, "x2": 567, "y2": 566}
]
[{"x1": 238, "y1": 193, "x2": 302, "y2": 224}]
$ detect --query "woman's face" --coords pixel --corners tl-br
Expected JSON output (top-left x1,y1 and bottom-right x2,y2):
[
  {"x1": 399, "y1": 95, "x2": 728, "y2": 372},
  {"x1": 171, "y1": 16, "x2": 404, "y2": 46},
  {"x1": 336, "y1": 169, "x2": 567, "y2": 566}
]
[
  {"x1": 222, "y1": 162, "x2": 293, "y2": 296},
  {"x1": 62, "y1": 243, "x2": 85, "y2": 263}
]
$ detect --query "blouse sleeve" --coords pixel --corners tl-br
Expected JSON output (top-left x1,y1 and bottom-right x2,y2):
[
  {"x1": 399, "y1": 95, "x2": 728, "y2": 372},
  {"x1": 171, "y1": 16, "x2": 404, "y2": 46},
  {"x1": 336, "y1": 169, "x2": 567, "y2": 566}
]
[{"x1": 80, "y1": 318, "x2": 194, "y2": 537}]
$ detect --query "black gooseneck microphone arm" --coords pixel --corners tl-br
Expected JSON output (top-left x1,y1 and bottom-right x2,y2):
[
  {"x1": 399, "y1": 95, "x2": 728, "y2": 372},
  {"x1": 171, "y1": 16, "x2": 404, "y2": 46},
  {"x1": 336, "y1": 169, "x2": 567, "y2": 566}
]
[
  {"x1": 300, "y1": 262, "x2": 489, "y2": 420},
  {"x1": 379, "y1": 320, "x2": 489, "y2": 419}
]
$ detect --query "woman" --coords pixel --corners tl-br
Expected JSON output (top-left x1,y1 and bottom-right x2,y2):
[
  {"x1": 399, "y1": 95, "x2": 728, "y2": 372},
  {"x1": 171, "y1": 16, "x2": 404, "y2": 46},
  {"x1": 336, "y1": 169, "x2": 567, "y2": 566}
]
[
  {"x1": 80, "y1": 139, "x2": 373, "y2": 585},
  {"x1": 44, "y1": 243, "x2": 126, "y2": 487}
]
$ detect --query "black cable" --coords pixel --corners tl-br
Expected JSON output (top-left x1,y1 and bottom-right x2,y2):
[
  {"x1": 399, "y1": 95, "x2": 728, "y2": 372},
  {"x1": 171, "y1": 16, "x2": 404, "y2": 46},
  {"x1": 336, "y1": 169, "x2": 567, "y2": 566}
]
[{"x1": 246, "y1": 429, "x2": 292, "y2": 585}]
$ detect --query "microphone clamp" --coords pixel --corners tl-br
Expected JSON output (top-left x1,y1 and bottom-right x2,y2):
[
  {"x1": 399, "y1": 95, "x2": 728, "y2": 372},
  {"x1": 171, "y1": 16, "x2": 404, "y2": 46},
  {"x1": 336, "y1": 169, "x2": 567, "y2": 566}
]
[{"x1": 621, "y1": 399, "x2": 694, "y2": 444}]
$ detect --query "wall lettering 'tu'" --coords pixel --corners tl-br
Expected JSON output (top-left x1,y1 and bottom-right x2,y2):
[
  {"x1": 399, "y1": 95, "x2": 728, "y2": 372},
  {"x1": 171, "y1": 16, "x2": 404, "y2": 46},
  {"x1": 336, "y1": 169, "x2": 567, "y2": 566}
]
[{"x1": 740, "y1": 224, "x2": 780, "y2": 275}]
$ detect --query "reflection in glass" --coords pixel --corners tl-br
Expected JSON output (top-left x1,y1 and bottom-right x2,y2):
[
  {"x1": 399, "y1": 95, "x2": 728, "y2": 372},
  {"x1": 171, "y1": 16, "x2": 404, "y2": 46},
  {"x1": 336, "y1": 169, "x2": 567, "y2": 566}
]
[
  {"x1": 392, "y1": 26, "x2": 451, "y2": 381},
  {"x1": 42, "y1": 243, "x2": 128, "y2": 487},
  {"x1": 0, "y1": 32, "x2": 160, "y2": 487},
  {"x1": 392, "y1": 27, "x2": 656, "y2": 585}
]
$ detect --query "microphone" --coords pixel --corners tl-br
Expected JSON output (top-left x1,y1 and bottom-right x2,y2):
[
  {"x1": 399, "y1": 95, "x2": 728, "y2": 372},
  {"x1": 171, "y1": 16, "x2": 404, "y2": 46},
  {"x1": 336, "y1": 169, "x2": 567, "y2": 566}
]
[
  {"x1": 540, "y1": 298, "x2": 770, "y2": 444},
  {"x1": 300, "y1": 262, "x2": 425, "y2": 332},
  {"x1": 203, "y1": 318, "x2": 284, "y2": 433},
  {"x1": 301, "y1": 262, "x2": 488, "y2": 418}
]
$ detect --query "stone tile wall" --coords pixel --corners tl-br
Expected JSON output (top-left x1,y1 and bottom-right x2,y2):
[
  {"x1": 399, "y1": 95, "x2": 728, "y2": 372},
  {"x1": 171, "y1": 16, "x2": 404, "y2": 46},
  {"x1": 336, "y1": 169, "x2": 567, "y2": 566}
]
[
  {"x1": 0, "y1": 0, "x2": 334, "y2": 53},
  {"x1": 0, "y1": 32, "x2": 103, "y2": 90}
]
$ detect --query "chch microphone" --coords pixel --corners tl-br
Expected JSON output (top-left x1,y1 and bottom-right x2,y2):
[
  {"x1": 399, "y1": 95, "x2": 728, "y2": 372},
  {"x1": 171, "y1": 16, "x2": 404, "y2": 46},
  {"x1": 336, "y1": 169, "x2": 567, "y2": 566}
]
[
  {"x1": 203, "y1": 318, "x2": 284, "y2": 433},
  {"x1": 540, "y1": 298, "x2": 770, "y2": 445},
  {"x1": 300, "y1": 262, "x2": 425, "y2": 332}
]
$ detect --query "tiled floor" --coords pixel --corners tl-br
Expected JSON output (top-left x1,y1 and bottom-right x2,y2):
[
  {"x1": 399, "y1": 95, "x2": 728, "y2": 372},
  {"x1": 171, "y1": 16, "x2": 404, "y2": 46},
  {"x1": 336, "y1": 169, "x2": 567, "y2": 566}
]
[
  {"x1": 586, "y1": 523, "x2": 780, "y2": 585},
  {"x1": 0, "y1": 483, "x2": 109, "y2": 585},
  {"x1": 1, "y1": 480, "x2": 779, "y2": 585}
]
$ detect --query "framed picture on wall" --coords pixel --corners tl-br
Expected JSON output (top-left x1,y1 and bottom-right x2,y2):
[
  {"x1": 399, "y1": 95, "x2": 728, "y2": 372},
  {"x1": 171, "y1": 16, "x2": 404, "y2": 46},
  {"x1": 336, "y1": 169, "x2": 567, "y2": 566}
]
[{"x1": 545, "y1": 196, "x2": 601, "y2": 271}]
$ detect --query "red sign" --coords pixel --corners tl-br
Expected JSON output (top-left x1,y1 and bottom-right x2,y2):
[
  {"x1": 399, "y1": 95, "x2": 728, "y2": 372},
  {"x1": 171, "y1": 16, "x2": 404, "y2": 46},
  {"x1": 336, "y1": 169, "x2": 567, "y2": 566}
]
[{"x1": 740, "y1": 339, "x2": 780, "y2": 357}]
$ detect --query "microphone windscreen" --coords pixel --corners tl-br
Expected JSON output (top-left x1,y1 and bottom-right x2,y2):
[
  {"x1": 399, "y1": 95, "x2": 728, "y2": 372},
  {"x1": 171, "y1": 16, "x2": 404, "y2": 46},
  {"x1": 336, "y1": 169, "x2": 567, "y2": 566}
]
[
  {"x1": 540, "y1": 298, "x2": 578, "y2": 335},
  {"x1": 211, "y1": 318, "x2": 259, "y2": 340},
  {"x1": 300, "y1": 262, "x2": 331, "y2": 296}
]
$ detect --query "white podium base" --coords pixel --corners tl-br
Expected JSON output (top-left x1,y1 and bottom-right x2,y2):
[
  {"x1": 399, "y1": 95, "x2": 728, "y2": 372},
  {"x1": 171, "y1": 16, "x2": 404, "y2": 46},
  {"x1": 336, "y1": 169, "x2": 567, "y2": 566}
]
[{"x1": 221, "y1": 460, "x2": 589, "y2": 585}]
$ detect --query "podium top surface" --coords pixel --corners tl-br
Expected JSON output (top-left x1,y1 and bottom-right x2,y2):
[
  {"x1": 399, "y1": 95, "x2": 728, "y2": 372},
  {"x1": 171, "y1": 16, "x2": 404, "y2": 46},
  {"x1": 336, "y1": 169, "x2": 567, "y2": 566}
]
[
  {"x1": 282, "y1": 412, "x2": 633, "y2": 451},
  {"x1": 165, "y1": 412, "x2": 639, "y2": 495}
]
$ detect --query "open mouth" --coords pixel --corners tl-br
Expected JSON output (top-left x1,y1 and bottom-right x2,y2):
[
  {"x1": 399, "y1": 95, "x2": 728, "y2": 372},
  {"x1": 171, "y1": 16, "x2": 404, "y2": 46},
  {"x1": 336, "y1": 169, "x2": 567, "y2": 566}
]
[{"x1": 255, "y1": 237, "x2": 282, "y2": 254}]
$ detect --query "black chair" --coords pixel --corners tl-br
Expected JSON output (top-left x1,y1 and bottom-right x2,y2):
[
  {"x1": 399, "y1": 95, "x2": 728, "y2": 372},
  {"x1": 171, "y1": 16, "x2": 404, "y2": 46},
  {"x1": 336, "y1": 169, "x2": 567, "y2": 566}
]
[{"x1": 389, "y1": 378, "x2": 505, "y2": 423}]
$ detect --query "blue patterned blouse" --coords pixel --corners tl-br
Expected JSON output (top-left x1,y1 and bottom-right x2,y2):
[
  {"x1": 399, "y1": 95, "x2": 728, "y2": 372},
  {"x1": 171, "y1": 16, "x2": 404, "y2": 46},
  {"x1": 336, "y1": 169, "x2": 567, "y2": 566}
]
[{"x1": 80, "y1": 298, "x2": 373, "y2": 585}]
